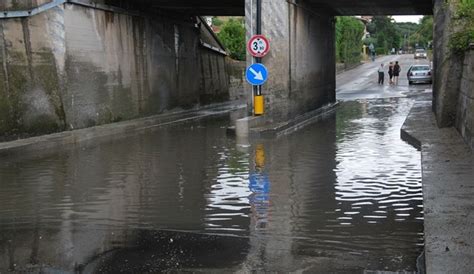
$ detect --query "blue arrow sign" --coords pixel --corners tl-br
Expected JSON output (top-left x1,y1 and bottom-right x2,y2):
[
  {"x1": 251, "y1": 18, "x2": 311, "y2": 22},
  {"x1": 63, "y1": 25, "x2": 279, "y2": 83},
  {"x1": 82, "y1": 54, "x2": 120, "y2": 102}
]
[{"x1": 246, "y1": 63, "x2": 268, "y2": 86}]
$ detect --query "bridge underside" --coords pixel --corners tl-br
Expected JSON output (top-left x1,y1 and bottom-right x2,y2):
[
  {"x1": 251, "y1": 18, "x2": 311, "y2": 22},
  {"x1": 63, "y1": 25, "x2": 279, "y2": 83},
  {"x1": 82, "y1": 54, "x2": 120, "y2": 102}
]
[
  {"x1": 0, "y1": 1, "x2": 432, "y2": 17},
  {"x1": 129, "y1": 0, "x2": 246, "y2": 16},
  {"x1": 306, "y1": 0, "x2": 433, "y2": 16},
  {"x1": 131, "y1": 0, "x2": 432, "y2": 16}
]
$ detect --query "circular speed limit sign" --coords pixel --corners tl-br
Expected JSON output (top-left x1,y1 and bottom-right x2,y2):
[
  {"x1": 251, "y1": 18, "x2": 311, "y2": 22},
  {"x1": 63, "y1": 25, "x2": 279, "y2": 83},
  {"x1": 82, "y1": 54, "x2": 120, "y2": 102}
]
[{"x1": 247, "y1": 35, "x2": 270, "y2": 58}]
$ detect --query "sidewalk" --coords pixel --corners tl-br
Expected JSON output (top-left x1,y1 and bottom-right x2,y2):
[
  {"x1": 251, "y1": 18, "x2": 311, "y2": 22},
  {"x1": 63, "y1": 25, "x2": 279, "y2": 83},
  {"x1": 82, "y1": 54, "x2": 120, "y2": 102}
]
[
  {"x1": 401, "y1": 95, "x2": 474, "y2": 273},
  {"x1": 0, "y1": 102, "x2": 245, "y2": 158}
]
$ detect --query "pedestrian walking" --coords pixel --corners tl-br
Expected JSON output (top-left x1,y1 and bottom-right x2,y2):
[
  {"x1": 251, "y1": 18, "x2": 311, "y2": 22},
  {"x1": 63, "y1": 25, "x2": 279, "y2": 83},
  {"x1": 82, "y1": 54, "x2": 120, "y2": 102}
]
[
  {"x1": 369, "y1": 43, "x2": 375, "y2": 62},
  {"x1": 393, "y1": 61, "x2": 401, "y2": 85},
  {"x1": 377, "y1": 63, "x2": 385, "y2": 85},
  {"x1": 388, "y1": 62, "x2": 394, "y2": 85}
]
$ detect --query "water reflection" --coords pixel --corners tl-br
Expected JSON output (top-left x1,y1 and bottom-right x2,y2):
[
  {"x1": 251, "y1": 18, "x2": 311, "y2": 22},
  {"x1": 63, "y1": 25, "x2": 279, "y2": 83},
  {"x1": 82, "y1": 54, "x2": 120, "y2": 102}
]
[
  {"x1": 0, "y1": 99, "x2": 423, "y2": 272},
  {"x1": 249, "y1": 144, "x2": 271, "y2": 230}
]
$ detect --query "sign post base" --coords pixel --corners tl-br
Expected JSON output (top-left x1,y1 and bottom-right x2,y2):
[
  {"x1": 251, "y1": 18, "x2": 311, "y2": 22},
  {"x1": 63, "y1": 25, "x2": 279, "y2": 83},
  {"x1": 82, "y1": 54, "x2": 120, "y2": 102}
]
[{"x1": 254, "y1": 95, "x2": 264, "y2": 115}]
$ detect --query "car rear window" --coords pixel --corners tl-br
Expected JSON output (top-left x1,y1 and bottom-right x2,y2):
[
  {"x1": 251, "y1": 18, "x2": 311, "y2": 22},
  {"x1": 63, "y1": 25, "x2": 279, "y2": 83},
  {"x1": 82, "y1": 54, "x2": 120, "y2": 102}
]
[{"x1": 411, "y1": 66, "x2": 430, "y2": 71}]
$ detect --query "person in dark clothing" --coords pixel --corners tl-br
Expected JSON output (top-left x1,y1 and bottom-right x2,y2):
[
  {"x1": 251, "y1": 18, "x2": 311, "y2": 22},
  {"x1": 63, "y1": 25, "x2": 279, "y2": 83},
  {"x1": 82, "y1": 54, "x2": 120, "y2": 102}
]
[
  {"x1": 388, "y1": 62, "x2": 394, "y2": 85},
  {"x1": 393, "y1": 61, "x2": 401, "y2": 85},
  {"x1": 377, "y1": 63, "x2": 385, "y2": 85}
]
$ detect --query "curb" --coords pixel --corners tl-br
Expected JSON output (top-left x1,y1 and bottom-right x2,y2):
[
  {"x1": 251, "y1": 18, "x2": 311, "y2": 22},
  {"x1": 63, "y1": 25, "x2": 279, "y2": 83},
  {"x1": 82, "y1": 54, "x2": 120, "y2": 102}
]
[
  {"x1": 250, "y1": 102, "x2": 339, "y2": 138},
  {"x1": 0, "y1": 102, "x2": 245, "y2": 157}
]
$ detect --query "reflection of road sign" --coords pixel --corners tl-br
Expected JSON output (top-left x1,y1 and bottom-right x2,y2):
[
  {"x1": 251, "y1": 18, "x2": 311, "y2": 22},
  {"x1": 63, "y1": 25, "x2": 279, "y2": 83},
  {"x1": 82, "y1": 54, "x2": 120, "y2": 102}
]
[
  {"x1": 246, "y1": 63, "x2": 268, "y2": 86},
  {"x1": 247, "y1": 35, "x2": 270, "y2": 57}
]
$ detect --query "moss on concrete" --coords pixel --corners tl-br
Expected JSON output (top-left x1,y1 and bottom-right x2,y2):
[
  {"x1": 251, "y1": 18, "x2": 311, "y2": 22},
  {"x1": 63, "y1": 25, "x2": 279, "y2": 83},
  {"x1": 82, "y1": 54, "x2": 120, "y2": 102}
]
[
  {"x1": 34, "y1": 51, "x2": 66, "y2": 129},
  {"x1": 6, "y1": 55, "x2": 29, "y2": 133},
  {"x1": 0, "y1": 95, "x2": 13, "y2": 134}
]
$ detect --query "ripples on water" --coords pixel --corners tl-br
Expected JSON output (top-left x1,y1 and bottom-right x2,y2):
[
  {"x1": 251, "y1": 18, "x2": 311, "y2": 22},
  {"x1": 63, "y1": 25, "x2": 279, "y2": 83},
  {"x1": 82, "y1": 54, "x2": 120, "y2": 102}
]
[{"x1": 0, "y1": 99, "x2": 423, "y2": 272}]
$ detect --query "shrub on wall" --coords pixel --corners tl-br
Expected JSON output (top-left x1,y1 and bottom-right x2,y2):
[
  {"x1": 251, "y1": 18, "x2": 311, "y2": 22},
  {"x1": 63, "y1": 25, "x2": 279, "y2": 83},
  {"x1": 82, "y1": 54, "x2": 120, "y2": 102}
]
[
  {"x1": 336, "y1": 17, "x2": 365, "y2": 64},
  {"x1": 449, "y1": 0, "x2": 474, "y2": 54},
  {"x1": 217, "y1": 19, "x2": 246, "y2": 61}
]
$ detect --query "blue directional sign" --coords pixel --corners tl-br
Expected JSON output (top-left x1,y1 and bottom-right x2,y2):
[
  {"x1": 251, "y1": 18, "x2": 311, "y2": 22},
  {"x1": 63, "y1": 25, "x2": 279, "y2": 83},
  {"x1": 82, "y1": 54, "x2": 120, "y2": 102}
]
[{"x1": 246, "y1": 63, "x2": 268, "y2": 86}]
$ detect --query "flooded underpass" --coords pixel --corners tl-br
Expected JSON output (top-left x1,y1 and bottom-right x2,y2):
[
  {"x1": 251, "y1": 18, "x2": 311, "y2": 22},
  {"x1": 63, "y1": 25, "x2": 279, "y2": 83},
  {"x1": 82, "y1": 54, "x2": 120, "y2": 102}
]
[{"x1": 0, "y1": 95, "x2": 425, "y2": 272}]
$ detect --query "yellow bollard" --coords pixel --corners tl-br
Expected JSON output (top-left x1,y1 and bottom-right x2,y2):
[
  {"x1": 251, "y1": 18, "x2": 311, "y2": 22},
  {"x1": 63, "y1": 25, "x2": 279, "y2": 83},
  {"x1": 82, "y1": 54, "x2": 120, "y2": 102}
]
[{"x1": 254, "y1": 95, "x2": 264, "y2": 115}]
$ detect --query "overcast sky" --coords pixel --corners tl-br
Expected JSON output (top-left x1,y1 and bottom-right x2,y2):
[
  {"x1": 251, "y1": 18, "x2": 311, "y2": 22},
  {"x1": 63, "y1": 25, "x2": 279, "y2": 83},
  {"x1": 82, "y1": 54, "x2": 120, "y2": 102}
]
[{"x1": 392, "y1": 15, "x2": 423, "y2": 23}]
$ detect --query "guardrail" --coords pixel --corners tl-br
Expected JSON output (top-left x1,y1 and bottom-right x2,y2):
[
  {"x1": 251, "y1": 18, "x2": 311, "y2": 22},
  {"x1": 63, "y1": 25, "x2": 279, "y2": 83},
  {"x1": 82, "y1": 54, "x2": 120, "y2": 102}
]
[{"x1": 0, "y1": 0, "x2": 66, "y2": 18}]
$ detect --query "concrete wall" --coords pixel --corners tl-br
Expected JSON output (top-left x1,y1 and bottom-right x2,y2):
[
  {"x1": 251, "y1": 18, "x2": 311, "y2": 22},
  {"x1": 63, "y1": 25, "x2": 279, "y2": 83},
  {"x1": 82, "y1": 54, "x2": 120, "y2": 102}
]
[
  {"x1": 456, "y1": 47, "x2": 474, "y2": 149},
  {"x1": 0, "y1": 5, "x2": 67, "y2": 138},
  {"x1": 199, "y1": 48, "x2": 230, "y2": 104},
  {"x1": 0, "y1": 3, "x2": 229, "y2": 139},
  {"x1": 245, "y1": 0, "x2": 335, "y2": 122},
  {"x1": 227, "y1": 59, "x2": 246, "y2": 101},
  {"x1": 432, "y1": 0, "x2": 474, "y2": 149},
  {"x1": 432, "y1": 0, "x2": 464, "y2": 128},
  {"x1": 0, "y1": 0, "x2": 51, "y2": 11}
]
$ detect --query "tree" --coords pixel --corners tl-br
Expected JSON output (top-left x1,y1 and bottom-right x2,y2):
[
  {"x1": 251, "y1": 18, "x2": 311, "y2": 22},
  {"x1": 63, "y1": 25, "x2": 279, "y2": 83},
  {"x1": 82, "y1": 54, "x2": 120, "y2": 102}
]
[
  {"x1": 408, "y1": 16, "x2": 433, "y2": 49},
  {"x1": 217, "y1": 19, "x2": 246, "y2": 61},
  {"x1": 367, "y1": 16, "x2": 401, "y2": 53},
  {"x1": 335, "y1": 17, "x2": 365, "y2": 63},
  {"x1": 449, "y1": 0, "x2": 474, "y2": 54}
]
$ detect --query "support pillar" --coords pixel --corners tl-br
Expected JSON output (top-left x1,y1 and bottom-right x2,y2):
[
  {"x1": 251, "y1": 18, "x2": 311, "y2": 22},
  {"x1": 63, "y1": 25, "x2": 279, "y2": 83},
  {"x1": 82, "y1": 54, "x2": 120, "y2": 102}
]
[{"x1": 245, "y1": 0, "x2": 335, "y2": 123}]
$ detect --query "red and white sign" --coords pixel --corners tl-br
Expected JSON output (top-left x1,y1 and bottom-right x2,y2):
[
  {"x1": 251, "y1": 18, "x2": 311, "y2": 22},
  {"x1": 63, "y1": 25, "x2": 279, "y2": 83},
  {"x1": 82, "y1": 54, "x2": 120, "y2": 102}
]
[{"x1": 247, "y1": 35, "x2": 270, "y2": 58}]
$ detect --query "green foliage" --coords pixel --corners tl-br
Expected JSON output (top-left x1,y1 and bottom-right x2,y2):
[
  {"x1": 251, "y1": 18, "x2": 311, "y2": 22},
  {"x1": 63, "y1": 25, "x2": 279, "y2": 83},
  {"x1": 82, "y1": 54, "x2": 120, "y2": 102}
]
[
  {"x1": 450, "y1": 31, "x2": 473, "y2": 53},
  {"x1": 367, "y1": 16, "x2": 401, "y2": 53},
  {"x1": 335, "y1": 17, "x2": 365, "y2": 63},
  {"x1": 217, "y1": 19, "x2": 246, "y2": 61},
  {"x1": 395, "y1": 22, "x2": 419, "y2": 35},
  {"x1": 212, "y1": 17, "x2": 223, "y2": 27},
  {"x1": 363, "y1": 37, "x2": 376, "y2": 46},
  {"x1": 449, "y1": 0, "x2": 474, "y2": 53},
  {"x1": 375, "y1": 47, "x2": 386, "y2": 55},
  {"x1": 407, "y1": 16, "x2": 433, "y2": 49}
]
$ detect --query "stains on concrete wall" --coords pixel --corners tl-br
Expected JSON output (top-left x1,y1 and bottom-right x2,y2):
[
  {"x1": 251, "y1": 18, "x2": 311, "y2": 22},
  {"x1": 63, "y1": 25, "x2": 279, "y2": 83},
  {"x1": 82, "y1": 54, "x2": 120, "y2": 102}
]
[
  {"x1": 226, "y1": 59, "x2": 246, "y2": 101},
  {"x1": 0, "y1": 3, "x2": 230, "y2": 140},
  {"x1": 199, "y1": 49, "x2": 230, "y2": 104},
  {"x1": 288, "y1": 4, "x2": 335, "y2": 119},
  {"x1": 455, "y1": 47, "x2": 474, "y2": 149},
  {"x1": 0, "y1": 7, "x2": 66, "y2": 140}
]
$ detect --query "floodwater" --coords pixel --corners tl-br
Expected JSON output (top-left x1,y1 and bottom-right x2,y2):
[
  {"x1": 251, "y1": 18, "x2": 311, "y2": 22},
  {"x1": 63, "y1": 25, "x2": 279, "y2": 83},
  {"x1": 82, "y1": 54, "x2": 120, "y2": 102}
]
[{"x1": 0, "y1": 98, "x2": 423, "y2": 273}]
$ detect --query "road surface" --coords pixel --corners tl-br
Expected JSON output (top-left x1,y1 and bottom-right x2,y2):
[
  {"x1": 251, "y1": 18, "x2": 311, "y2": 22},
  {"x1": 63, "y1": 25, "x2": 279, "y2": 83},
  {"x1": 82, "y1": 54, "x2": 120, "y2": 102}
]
[{"x1": 337, "y1": 54, "x2": 432, "y2": 100}]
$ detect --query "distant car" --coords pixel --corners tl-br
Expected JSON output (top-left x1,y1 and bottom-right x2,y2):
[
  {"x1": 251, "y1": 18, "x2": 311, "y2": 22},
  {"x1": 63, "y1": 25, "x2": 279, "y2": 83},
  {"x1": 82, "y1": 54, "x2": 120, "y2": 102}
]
[
  {"x1": 414, "y1": 49, "x2": 427, "y2": 59},
  {"x1": 407, "y1": 65, "x2": 432, "y2": 84}
]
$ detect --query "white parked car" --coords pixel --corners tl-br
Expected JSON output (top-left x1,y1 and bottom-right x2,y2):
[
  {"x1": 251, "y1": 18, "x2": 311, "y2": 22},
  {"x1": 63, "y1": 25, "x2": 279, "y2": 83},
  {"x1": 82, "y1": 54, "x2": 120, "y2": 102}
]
[{"x1": 407, "y1": 64, "x2": 432, "y2": 84}]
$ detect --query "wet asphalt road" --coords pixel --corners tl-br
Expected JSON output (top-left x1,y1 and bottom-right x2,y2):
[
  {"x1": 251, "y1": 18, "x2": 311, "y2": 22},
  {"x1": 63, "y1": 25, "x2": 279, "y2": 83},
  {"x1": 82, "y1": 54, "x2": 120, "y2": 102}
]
[
  {"x1": 337, "y1": 54, "x2": 432, "y2": 100},
  {"x1": 0, "y1": 54, "x2": 431, "y2": 273}
]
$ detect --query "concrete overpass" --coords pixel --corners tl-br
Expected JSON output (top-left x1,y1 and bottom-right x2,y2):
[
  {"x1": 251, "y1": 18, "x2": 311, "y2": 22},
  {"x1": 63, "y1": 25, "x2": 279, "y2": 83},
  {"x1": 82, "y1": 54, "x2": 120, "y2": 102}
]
[
  {"x1": 119, "y1": 0, "x2": 432, "y2": 16},
  {"x1": 0, "y1": 0, "x2": 432, "y2": 16}
]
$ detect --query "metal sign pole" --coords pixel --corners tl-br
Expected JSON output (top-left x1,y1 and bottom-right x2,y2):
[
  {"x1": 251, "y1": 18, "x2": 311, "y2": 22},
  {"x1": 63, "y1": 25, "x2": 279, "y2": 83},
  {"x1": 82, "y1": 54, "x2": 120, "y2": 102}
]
[
  {"x1": 254, "y1": 0, "x2": 263, "y2": 114},
  {"x1": 246, "y1": 0, "x2": 268, "y2": 116},
  {"x1": 250, "y1": 0, "x2": 255, "y2": 115}
]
